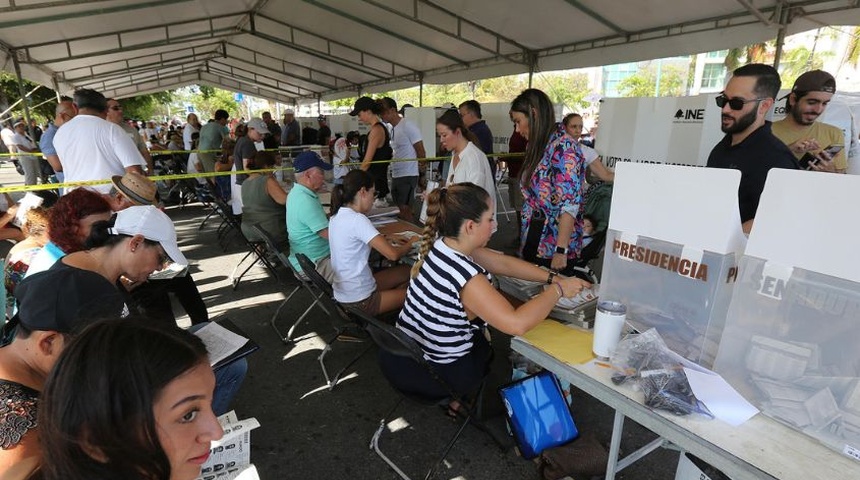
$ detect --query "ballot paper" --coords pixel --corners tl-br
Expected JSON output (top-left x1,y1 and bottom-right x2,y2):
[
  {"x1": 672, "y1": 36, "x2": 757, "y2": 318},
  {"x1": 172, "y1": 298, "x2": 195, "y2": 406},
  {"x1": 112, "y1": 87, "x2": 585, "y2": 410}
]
[
  {"x1": 148, "y1": 262, "x2": 189, "y2": 280},
  {"x1": 195, "y1": 411, "x2": 260, "y2": 480},
  {"x1": 194, "y1": 322, "x2": 251, "y2": 367}
]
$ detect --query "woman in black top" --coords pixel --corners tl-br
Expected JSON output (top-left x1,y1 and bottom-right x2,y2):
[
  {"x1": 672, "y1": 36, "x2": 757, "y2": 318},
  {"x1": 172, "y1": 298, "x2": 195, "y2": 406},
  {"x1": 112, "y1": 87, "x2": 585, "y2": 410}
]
[{"x1": 350, "y1": 96, "x2": 392, "y2": 202}]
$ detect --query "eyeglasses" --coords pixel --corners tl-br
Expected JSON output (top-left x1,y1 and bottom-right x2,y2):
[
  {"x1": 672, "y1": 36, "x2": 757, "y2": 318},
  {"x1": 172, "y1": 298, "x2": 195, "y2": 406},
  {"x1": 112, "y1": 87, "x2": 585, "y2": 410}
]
[{"x1": 715, "y1": 95, "x2": 765, "y2": 110}]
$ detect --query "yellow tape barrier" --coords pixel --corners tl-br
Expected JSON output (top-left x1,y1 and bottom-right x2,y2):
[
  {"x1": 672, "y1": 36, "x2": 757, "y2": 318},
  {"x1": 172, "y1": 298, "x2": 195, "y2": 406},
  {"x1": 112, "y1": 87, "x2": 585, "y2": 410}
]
[{"x1": 0, "y1": 153, "x2": 524, "y2": 194}]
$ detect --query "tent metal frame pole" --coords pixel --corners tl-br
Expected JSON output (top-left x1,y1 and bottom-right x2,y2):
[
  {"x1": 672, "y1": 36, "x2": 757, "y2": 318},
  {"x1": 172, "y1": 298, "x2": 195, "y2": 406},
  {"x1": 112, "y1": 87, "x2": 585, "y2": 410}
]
[
  {"x1": 419, "y1": 73, "x2": 424, "y2": 107},
  {"x1": 11, "y1": 51, "x2": 35, "y2": 138},
  {"x1": 772, "y1": 4, "x2": 790, "y2": 69}
]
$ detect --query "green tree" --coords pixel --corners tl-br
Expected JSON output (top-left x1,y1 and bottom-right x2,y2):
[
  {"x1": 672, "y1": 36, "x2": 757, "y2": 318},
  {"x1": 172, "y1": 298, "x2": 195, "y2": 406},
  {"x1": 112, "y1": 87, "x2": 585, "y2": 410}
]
[
  {"x1": 777, "y1": 46, "x2": 832, "y2": 88},
  {"x1": 119, "y1": 91, "x2": 175, "y2": 121},
  {"x1": 534, "y1": 72, "x2": 590, "y2": 111},
  {"x1": 617, "y1": 63, "x2": 687, "y2": 97},
  {"x1": 0, "y1": 72, "x2": 59, "y2": 124}
]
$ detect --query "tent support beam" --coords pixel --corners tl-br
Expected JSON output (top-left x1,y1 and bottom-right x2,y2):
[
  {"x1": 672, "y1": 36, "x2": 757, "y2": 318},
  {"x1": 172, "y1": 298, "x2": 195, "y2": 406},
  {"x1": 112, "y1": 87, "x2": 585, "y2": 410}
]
[
  {"x1": 300, "y1": 0, "x2": 468, "y2": 65},
  {"x1": 562, "y1": 0, "x2": 627, "y2": 34},
  {"x1": 735, "y1": 0, "x2": 772, "y2": 26},
  {"x1": 772, "y1": 4, "x2": 791, "y2": 69},
  {"x1": 419, "y1": 74, "x2": 424, "y2": 108},
  {"x1": 0, "y1": 0, "x2": 193, "y2": 29},
  {"x1": 11, "y1": 51, "x2": 35, "y2": 138}
]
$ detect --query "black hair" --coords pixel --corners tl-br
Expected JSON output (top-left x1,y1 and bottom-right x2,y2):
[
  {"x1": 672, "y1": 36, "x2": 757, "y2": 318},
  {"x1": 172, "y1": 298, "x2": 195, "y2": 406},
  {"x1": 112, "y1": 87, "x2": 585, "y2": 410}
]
[
  {"x1": 331, "y1": 169, "x2": 374, "y2": 216},
  {"x1": 378, "y1": 97, "x2": 397, "y2": 111},
  {"x1": 251, "y1": 150, "x2": 277, "y2": 170},
  {"x1": 732, "y1": 63, "x2": 781, "y2": 100},
  {"x1": 73, "y1": 88, "x2": 107, "y2": 113},
  {"x1": 436, "y1": 109, "x2": 480, "y2": 146},
  {"x1": 459, "y1": 100, "x2": 482, "y2": 119},
  {"x1": 346, "y1": 131, "x2": 360, "y2": 143},
  {"x1": 510, "y1": 88, "x2": 557, "y2": 185},
  {"x1": 214, "y1": 109, "x2": 229, "y2": 121},
  {"x1": 39, "y1": 319, "x2": 209, "y2": 480}
]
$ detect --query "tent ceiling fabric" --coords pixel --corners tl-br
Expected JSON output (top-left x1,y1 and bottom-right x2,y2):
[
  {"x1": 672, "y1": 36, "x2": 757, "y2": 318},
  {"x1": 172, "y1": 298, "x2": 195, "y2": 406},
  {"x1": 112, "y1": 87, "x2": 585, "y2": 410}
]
[{"x1": 1, "y1": 0, "x2": 858, "y2": 104}]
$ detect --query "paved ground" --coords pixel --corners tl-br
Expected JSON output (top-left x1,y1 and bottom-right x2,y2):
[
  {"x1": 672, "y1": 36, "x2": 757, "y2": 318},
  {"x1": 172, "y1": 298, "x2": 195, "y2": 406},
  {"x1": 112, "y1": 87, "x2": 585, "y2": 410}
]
[{"x1": 0, "y1": 165, "x2": 682, "y2": 480}]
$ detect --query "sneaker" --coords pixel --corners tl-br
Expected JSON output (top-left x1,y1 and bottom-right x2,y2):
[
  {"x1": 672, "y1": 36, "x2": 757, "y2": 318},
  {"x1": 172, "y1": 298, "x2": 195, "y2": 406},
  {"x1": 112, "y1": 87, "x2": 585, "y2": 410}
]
[{"x1": 373, "y1": 198, "x2": 388, "y2": 208}]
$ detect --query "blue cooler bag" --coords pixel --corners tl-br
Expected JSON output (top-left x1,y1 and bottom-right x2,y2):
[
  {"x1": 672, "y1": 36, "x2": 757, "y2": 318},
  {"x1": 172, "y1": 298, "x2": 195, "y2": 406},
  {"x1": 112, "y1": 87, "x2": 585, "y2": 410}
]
[{"x1": 498, "y1": 370, "x2": 579, "y2": 459}]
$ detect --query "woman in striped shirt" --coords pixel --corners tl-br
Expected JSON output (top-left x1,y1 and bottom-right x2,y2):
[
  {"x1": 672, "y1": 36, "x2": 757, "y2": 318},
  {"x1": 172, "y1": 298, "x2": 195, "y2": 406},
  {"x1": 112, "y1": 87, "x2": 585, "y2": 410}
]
[{"x1": 386, "y1": 183, "x2": 591, "y2": 400}]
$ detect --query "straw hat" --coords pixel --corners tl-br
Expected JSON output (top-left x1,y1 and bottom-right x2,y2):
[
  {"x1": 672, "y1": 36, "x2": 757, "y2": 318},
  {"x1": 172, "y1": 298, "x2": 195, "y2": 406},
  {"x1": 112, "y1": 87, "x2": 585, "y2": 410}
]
[{"x1": 111, "y1": 172, "x2": 157, "y2": 206}]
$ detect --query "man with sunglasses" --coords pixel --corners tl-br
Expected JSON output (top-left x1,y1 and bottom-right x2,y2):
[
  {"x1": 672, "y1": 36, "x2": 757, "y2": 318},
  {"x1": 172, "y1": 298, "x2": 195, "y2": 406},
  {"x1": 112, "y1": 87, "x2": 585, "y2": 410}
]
[
  {"x1": 707, "y1": 63, "x2": 798, "y2": 234},
  {"x1": 771, "y1": 70, "x2": 845, "y2": 174},
  {"x1": 107, "y1": 98, "x2": 154, "y2": 174}
]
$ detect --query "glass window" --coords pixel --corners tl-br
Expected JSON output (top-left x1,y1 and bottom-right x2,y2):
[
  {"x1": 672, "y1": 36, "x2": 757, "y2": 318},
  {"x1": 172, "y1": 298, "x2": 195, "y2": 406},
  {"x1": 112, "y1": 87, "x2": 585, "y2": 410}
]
[
  {"x1": 701, "y1": 63, "x2": 727, "y2": 90},
  {"x1": 603, "y1": 62, "x2": 640, "y2": 97},
  {"x1": 706, "y1": 50, "x2": 728, "y2": 59}
]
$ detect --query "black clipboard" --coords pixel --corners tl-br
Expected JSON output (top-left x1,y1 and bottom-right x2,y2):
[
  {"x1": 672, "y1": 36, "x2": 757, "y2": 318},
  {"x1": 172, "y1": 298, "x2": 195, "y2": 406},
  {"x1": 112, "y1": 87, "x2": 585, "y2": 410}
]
[{"x1": 211, "y1": 318, "x2": 260, "y2": 370}]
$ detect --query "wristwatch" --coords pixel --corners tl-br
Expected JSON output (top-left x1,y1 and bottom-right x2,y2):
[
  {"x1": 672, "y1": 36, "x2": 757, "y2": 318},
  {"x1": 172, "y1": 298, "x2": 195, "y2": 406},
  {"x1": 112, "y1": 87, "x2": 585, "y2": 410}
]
[{"x1": 555, "y1": 246, "x2": 568, "y2": 255}]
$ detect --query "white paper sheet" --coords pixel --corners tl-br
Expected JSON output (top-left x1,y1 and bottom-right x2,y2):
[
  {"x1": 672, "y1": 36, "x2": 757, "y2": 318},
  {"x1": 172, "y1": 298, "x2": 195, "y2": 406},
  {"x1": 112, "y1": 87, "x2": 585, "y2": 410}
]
[
  {"x1": 195, "y1": 412, "x2": 260, "y2": 480},
  {"x1": 194, "y1": 323, "x2": 249, "y2": 367},
  {"x1": 684, "y1": 367, "x2": 759, "y2": 426}
]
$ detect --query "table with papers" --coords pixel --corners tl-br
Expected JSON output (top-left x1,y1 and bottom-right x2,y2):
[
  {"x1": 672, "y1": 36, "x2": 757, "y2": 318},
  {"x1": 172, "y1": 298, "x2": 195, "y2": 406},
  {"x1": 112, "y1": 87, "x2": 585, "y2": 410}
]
[{"x1": 511, "y1": 320, "x2": 860, "y2": 480}]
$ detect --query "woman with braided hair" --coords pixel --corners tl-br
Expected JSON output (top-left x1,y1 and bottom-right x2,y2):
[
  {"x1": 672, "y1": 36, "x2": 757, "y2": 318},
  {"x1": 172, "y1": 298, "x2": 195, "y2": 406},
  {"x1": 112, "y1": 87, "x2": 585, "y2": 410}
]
[{"x1": 386, "y1": 183, "x2": 591, "y2": 399}]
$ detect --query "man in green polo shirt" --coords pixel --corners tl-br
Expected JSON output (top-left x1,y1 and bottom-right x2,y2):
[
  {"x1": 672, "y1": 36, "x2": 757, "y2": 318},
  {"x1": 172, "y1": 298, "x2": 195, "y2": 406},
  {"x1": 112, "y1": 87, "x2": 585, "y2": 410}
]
[
  {"x1": 287, "y1": 151, "x2": 335, "y2": 281},
  {"x1": 197, "y1": 109, "x2": 230, "y2": 173}
]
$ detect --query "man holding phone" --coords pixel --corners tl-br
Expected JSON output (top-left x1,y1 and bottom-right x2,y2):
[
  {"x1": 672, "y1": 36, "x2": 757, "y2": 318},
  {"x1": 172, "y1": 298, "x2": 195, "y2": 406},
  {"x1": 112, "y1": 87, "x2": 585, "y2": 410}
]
[{"x1": 772, "y1": 70, "x2": 846, "y2": 173}]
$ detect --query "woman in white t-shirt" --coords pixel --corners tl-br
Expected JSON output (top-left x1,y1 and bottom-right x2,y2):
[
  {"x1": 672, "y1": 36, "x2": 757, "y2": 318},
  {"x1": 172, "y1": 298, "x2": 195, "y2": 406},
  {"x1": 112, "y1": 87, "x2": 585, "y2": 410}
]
[
  {"x1": 563, "y1": 113, "x2": 614, "y2": 183},
  {"x1": 436, "y1": 110, "x2": 496, "y2": 220},
  {"x1": 328, "y1": 170, "x2": 416, "y2": 315}
]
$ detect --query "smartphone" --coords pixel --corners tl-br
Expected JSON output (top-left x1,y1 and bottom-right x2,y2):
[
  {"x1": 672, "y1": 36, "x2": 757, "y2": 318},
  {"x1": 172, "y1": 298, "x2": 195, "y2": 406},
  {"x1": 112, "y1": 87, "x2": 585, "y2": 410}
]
[
  {"x1": 799, "y1": 145, "x2": 843, "y2": 170},
  {"x1": 824, "y1": 144, "x2": 844, "y2": 157}
]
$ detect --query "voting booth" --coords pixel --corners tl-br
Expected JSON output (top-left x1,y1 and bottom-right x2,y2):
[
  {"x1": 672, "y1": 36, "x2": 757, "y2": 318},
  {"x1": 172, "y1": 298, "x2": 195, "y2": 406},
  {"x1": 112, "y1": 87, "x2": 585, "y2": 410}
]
[
  {"x1": 714, "y1": 170, "x2": 860, "y2": 461},
  {"x1": 598, "y1": 163, "x2": 747, "y2": 368}
]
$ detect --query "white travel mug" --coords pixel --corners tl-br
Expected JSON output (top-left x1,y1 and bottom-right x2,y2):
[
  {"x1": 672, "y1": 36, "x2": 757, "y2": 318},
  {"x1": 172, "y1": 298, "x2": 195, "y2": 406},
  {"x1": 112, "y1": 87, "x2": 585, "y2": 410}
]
[{"x1": 593, "y1": 301, "x2": 627, "y2": 359}]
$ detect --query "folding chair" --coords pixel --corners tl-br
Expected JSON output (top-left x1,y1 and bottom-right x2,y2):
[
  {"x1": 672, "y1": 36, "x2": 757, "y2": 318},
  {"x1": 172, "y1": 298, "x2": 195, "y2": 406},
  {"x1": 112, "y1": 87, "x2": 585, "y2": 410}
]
[
  {"x1": 344, "y1": 306, "x2": 495, "y2": 480},
  {"x1": 224, "y1": 217, "x2": 279, "y2": 290},
  {"x1": 249, "y1": 224, "x2": 327, "y2": 342},
  {"x1": 295, "y1": 252, "x2": 373, "y2": 391}
]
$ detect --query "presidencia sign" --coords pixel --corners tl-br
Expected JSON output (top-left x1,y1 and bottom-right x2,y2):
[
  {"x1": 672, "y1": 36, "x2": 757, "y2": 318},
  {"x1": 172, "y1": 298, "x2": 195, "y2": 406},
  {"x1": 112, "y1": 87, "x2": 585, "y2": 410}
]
[{"x1": 597, "y1": 94, "x2": 724, "y2": 168}]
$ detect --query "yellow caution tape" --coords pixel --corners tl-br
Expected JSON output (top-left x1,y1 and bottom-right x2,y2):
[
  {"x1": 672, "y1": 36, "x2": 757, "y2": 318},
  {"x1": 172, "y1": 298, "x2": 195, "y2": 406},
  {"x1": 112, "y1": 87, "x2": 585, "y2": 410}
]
[{"x1": 0, "y1": 152, "x2": 524, "y2": 194}]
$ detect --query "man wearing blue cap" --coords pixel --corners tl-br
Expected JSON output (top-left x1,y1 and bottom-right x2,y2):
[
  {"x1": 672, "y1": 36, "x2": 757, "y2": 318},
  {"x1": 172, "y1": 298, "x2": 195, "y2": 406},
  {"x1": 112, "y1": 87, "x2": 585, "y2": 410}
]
[{"x1": 286, "y1": 151, "x2": 335, "y2": 281}]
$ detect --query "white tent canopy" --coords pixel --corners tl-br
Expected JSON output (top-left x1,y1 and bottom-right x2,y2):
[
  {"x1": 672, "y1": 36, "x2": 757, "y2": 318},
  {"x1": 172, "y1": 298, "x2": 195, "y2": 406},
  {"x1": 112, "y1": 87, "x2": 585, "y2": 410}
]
[{"x1": 1, "y1": 0, "x2": 859, "y2": 105}]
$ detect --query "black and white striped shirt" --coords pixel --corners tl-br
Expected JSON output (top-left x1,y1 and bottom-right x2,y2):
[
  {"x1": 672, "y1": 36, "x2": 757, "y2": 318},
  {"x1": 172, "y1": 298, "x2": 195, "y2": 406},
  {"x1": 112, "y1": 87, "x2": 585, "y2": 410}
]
[{"x1": 397, "y1": 238, "x2": 489, "y2": 364}]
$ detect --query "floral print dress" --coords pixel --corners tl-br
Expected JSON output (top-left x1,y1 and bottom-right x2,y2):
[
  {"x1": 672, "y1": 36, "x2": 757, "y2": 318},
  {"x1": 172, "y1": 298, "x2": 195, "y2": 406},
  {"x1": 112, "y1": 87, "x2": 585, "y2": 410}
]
[{"x1": 520, "y1": 123, "x2": 587, "y2": 262}]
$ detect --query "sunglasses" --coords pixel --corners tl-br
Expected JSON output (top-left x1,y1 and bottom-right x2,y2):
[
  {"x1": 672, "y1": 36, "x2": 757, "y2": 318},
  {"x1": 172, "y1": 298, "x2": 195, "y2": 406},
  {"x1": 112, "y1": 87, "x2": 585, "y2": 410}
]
[{"x1": 715, "y1": 95, "x2": 765, "y2": 111}]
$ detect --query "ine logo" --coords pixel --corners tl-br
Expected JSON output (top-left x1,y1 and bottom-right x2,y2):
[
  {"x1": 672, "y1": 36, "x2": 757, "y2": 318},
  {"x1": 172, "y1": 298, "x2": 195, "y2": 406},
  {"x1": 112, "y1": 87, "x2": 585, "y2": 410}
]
[{"x1": 672, "y1": 108, "x2": 705, "y2": 124}]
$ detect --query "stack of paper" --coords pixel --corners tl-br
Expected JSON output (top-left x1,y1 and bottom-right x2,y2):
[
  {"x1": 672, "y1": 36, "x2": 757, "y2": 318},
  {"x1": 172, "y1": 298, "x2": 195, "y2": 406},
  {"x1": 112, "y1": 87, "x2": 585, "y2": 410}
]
[{"x1": 497, "y1": 275, "x2": 600, "y2": 329}]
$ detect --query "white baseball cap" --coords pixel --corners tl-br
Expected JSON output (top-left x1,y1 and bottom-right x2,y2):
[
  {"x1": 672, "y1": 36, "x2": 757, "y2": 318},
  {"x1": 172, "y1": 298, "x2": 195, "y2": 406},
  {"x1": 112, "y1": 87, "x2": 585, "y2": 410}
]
[{"x1": 109, "y1": 205, "x2": 187, "y2": 265}]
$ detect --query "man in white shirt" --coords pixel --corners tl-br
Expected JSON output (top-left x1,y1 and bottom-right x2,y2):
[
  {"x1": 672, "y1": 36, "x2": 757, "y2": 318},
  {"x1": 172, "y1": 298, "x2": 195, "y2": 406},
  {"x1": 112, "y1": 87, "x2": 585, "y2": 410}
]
[
  {"x1": 0, "y1": 121, "x2": 20, "y2": 174},
  {"x1": 54, "y1": 89, "x2": 146, "y2": 193},
  {"x1": 379, "y1": 97, "x2": 426, "y2": 222},
  {"x1": 10, "y1": 120, "x2": 40, "y2": 185}
]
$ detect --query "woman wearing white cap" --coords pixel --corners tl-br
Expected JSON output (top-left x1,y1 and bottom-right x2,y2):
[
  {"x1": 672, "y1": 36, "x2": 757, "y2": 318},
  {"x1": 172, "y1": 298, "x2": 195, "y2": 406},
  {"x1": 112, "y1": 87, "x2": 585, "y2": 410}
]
[{"x1": 56, "y1": 205, "x2": 185, "y2": 289}]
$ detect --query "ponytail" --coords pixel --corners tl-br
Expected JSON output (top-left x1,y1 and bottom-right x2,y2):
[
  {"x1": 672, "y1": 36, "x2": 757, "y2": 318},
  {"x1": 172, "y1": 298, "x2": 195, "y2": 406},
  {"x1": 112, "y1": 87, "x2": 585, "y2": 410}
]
[{"x1": 331, "y1": 169, "x2": 374, "y2": 216}]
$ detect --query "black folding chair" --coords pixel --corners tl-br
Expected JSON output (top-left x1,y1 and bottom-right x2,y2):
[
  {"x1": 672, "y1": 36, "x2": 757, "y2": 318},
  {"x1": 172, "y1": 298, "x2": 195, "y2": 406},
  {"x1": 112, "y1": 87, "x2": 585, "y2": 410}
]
[
  {"x1": 222, "y1": 215, "x2": 278, "y2": 290},
  {"x1": 249, "y1": 226, "x2": 328, "y2": 343},
  {"x1": 295, "y1": 252, "x2": 373, "y2": 390},
  {"x1": 344, "y1": 305, "x2": 495, "y2": 480}
]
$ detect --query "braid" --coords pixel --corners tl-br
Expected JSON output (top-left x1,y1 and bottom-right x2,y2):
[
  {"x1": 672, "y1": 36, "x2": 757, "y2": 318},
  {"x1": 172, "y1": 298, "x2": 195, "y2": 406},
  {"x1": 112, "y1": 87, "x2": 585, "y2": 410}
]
[{"x1": 411, "y1": 188, "x2": 443, "y2": 278}]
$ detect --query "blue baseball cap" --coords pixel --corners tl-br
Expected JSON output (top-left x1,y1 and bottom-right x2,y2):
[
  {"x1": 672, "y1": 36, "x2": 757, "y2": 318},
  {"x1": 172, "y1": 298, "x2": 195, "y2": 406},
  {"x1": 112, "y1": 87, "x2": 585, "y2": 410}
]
[{"x1": 293, "y1": 151, "x2": 332, "y2": 173}]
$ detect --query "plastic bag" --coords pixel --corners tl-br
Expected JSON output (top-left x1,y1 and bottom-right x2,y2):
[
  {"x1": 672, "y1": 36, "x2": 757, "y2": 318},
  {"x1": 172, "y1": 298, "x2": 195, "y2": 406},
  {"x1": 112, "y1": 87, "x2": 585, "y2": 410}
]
[{"x1": 609, "y1": 328, "x2": 713, "y2": 418}]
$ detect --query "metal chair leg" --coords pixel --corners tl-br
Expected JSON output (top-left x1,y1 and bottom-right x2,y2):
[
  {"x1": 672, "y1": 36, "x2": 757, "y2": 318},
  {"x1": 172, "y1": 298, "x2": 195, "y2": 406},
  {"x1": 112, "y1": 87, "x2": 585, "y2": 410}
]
[
  {"x1": 269, "y1": 285, "x2": 301, "y2": 343},
  {"x1": 370, "y1": 398, "x2": 411, "y2": 480},
  {"x1": 320, "y1": 337, "x2": 373, "y2": 391}
]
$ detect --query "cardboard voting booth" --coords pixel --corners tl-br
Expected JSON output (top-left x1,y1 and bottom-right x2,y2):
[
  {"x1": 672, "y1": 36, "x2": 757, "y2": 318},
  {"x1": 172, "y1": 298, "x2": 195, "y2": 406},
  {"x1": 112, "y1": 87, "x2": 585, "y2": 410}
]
[
  {"x1": 714, "y1": 169, "x2": 860, "y2": 462},
  {"x1": 599, "y1": 163, "x2": 746, "y2": 368}
]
